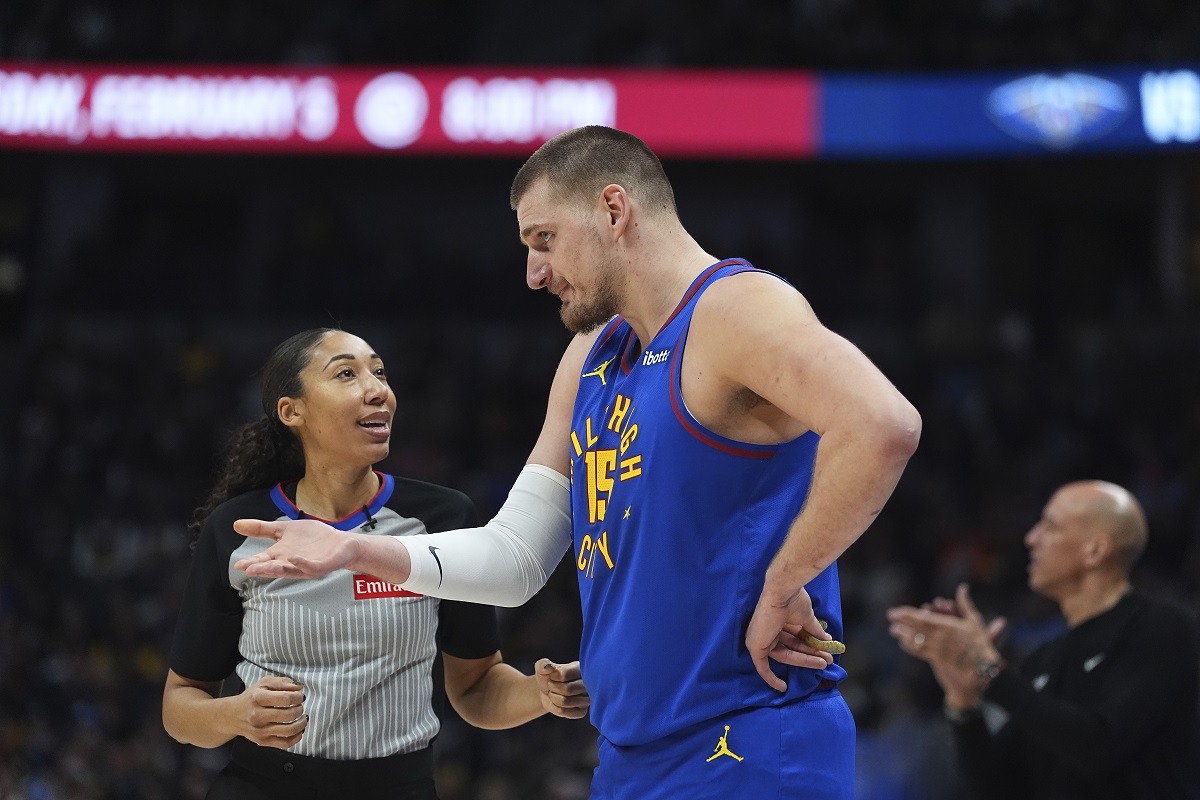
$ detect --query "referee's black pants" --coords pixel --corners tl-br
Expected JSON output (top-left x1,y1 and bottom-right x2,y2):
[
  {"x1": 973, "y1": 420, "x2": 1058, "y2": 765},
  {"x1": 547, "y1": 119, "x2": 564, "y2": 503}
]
[{"x1": 206, "y1": 738, "x2": 438, "y2": 800}]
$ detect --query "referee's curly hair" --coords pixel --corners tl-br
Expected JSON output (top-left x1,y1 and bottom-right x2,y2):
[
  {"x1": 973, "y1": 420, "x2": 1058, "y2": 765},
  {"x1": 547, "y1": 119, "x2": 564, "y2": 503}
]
[{"x1": 188, "y1": 328, "x2": 337, "y2": 543}]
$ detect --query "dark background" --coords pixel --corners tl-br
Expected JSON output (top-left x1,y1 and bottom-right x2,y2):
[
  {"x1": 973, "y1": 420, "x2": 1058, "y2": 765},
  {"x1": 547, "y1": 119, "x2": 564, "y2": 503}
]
[{"x1": 2, "y1": 2, "x2": 1200, "y2": 798}]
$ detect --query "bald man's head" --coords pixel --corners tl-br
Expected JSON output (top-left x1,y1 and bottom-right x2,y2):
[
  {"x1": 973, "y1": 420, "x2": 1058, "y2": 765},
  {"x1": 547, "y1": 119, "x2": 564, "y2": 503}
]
[{"x1": 1059, "y1": 480, "x2": 1148, "y2": 571}]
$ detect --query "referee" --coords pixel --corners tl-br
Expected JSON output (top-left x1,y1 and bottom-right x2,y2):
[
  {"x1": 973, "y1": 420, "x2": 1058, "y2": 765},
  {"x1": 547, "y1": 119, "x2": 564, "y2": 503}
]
[{"x1": 163, "y1": 328, "x2": 588, "y2": 799}]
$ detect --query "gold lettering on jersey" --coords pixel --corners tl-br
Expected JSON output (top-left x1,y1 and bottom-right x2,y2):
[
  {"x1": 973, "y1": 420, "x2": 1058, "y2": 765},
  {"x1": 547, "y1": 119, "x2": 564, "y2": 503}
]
[
  {"x1": 619, "y1": 455, "x2": 643, "y2": 480},
  {"x1": 577, "y1": 535, "x2": 591, "y2": 571},
  {"x1": 607, "y1": 394, "x2": 632, "y2": 433},
  {"x1": 619, "y1": 423, "x2": 638, "y2": 455},
  {"x1": 572, "y1": 418, "x2": 601, "y2": 455},
  {"x1": 571, "y1": 392, "x2": 646, "y2": 579},
  {"x1": 593, "y1": 529, "x2": 614, "y2": 568},
  {"x1": 577, "y1": 531, "x2": 614, "y2": 578},
  {"x1": 584, "y1": 449, "x2": 616, "y2": 523}
]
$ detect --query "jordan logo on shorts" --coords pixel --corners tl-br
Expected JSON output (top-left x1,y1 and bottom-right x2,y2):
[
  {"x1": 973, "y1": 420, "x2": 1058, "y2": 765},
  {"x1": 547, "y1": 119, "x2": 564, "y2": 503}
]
[{"x1": 706, "y1": 725, "x2": 744, "y2": 763}]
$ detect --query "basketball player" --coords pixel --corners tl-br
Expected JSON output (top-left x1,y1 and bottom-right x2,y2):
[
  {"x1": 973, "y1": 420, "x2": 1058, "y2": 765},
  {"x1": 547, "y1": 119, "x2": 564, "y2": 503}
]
[
  {"x1": 163, "y1": 328, "x2": 589, "y2": 799},
  {"x1": 233, "y1": 127, "x2": 922, "y2": 798}
]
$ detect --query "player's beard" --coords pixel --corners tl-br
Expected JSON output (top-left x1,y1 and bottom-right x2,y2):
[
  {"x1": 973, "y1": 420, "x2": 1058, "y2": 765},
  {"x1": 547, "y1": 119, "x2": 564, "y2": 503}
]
[{"x1": 561, "y1": 266, "x2": 621, "y2": 335}]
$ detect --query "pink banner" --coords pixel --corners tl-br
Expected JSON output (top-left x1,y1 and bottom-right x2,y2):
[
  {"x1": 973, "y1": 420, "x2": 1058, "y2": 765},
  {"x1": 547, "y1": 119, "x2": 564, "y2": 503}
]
[{"x1": 0, "y1": 61, "x2": 818, "y2": 158}]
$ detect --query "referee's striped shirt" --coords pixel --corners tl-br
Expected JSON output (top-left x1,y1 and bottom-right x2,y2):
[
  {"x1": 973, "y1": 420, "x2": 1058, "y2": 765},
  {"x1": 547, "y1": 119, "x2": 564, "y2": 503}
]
[{"x1": 169, "y1": 473, "x2": 500, "y2": 759}]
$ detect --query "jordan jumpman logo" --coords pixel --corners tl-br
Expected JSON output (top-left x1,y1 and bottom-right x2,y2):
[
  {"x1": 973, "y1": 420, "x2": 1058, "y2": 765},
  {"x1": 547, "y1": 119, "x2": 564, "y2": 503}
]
[
  {"x1": 706, "y1": 725, "x2": 744, "y2": 762},
  {"x1": 582, "y1": 356, "x2": 616, "y2": 385}
]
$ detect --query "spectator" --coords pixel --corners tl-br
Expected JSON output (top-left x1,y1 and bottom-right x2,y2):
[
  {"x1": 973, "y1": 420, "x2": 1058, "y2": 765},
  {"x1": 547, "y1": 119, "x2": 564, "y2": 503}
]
[{"x1": 887, "y1": 480, "x2": 1200, "y2": 800}]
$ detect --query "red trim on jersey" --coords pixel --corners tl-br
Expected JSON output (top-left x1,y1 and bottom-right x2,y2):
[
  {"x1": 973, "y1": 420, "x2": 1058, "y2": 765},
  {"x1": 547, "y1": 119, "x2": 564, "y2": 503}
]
[
  {"x1": 273, "y1": 470, "x2": 388, "y2": 523},
  {"x1": 581, "y1": 317, "x2": 628, "y2": 384},
  {"x1": 658, "y1": 259, "x2": 750, "y2": 333},
  {"x1": 620, "y1": 260, "x2": 752, "y2": 377},
  {"x1": 595, "y1": 317, "x2": 624, "y2": 350},
  {"x1": 620, "y1": 329, "x2": 638, "y2": 376},
  {"x1": 668, "y1": 333, "x2": 776, "y2": 460}
]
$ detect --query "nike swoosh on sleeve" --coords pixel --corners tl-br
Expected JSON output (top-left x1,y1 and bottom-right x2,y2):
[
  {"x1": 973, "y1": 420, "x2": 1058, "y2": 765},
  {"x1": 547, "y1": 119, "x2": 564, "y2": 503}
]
[{"x1": 428, "y1": 545, "x2": 444, "y2": 588}]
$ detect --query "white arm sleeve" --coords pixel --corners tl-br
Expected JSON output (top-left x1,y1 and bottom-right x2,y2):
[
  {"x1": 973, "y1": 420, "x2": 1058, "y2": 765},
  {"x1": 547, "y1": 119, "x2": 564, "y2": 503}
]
[{"x1": 399, "y1": 464, "x2": 572, "y2": 607}]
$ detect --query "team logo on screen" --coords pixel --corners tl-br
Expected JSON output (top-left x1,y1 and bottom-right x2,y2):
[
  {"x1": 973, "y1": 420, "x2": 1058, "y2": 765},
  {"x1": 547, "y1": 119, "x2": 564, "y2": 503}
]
[
  {"x1": 985, "y1": 73, "x2": 1129, "y2": 150},
  {"x1": 354, "y1": 72, "x2": 429, "y2": 149}
]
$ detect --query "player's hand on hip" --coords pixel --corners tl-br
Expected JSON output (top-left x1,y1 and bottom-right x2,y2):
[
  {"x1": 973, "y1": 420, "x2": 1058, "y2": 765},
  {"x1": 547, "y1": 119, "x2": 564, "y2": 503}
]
[
  {"x1": 746, "y1": 585, "x2": 834, "y2": 692},
  {"x1": 535, "y1": 658, "x2": 590, "y2": 719},
  {"x1": 235, "y1": 675, "x2": 308, "y2": 749},
  {"x1": 232, "y1": 518, "x2": 361, "y2": 578}
]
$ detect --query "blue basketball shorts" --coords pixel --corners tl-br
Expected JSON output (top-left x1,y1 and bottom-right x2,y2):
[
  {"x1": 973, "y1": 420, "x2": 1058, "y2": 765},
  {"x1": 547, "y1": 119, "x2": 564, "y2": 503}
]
[{"x1": 588, "y1": 690, "x2": 856, "y2": 799}]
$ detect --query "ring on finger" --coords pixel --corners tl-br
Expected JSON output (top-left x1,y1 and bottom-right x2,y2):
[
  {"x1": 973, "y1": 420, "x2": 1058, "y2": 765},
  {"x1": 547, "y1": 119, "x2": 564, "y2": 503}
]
[{"x1": 913, "y1": 633, "x2": 926, "y2": 647}]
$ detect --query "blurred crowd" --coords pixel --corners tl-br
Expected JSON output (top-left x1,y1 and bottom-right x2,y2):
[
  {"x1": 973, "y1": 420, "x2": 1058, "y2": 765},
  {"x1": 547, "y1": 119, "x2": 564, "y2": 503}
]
[
  {"x1": 2, "y1": 0, "x2": 1200, "y2": 70},
  {"x1": 0, "y1": 149, "x2": 1197, "y2": 799}
]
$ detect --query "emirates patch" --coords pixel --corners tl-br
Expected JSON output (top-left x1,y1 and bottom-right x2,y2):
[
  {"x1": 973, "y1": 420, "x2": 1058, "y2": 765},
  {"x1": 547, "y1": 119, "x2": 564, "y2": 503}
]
[{"x1": 352, "y1": 574, "x2": 422, "y2": 599}]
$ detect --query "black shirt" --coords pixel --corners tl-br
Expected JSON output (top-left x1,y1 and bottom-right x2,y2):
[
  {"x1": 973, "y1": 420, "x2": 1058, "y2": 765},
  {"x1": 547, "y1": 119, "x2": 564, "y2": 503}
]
[{"x1": 952, "y1": 591, "x2": 1200, "y2": 800}]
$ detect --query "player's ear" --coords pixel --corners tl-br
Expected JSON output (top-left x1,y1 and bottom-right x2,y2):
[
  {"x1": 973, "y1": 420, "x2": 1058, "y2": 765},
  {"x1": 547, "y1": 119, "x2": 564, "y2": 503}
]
[
  {"x1": 277, "y1": 396, "x2": 303, "y2": 429},
  {"x1": 599, "y1": 184, "x2": 631, "y2": 238}
]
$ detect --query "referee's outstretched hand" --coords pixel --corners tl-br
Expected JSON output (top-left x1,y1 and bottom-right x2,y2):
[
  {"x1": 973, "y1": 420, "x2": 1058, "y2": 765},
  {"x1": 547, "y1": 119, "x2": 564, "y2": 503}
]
[{"x1": 233, "y1": 518, "x2": 360, "y2": 578}]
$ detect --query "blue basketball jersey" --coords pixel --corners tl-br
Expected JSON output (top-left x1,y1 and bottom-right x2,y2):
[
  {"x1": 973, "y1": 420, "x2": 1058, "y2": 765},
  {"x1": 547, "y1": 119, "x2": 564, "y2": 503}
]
[{"x1": 569, "y1": 259, "x2": 846, "y2": 747}]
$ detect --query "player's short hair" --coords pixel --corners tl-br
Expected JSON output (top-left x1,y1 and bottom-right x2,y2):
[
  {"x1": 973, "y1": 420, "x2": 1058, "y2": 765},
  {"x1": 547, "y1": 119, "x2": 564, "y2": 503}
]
[{"x1": 510, "y1": 125, "x2": 677, "y2": 218}]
